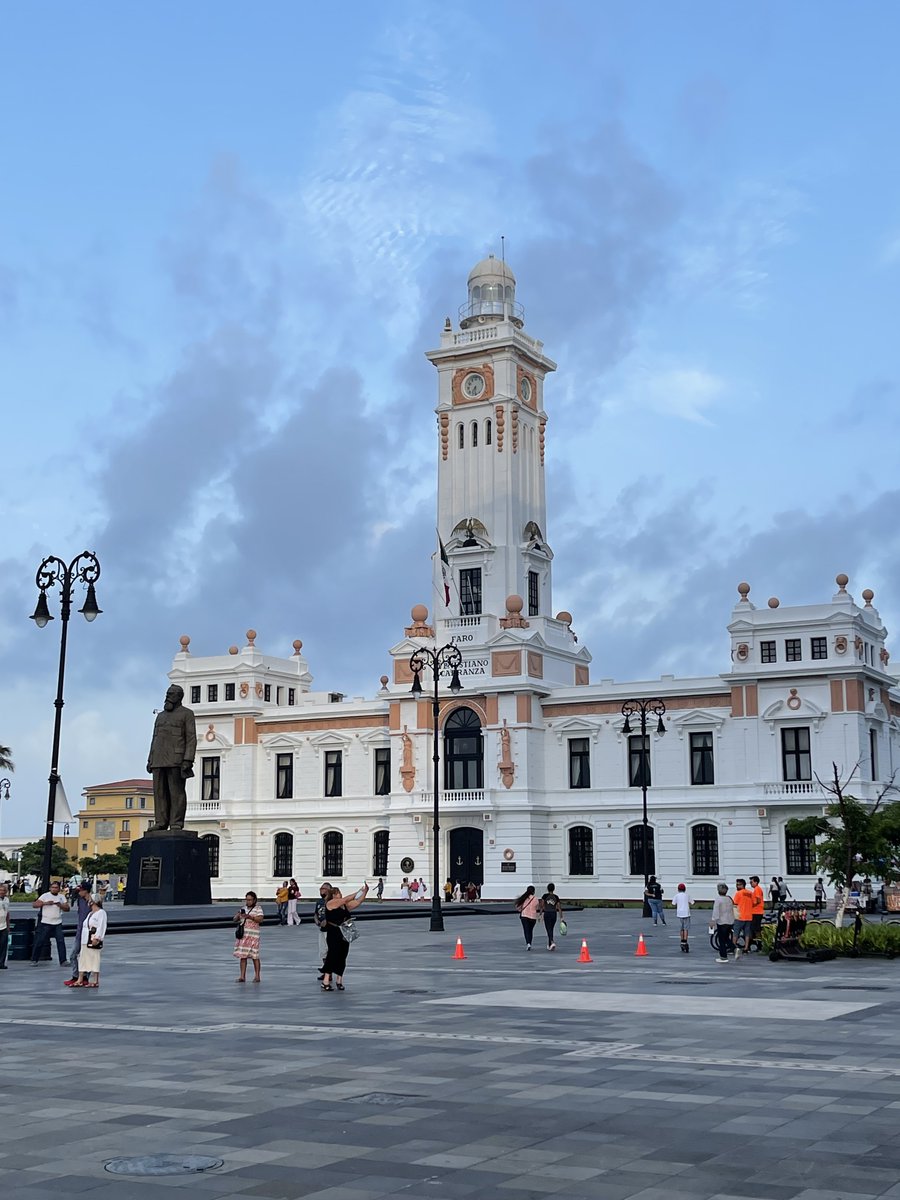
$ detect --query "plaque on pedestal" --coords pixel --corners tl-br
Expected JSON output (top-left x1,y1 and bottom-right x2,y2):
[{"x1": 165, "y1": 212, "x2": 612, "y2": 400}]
[{"x1": 124, "y1": 831, "x2": 212, "y2": 906}]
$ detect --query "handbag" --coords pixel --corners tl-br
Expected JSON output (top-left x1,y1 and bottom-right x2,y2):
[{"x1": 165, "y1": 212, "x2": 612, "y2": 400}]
[
  {"x1": 235, "y1": 922, "x2": 245, "y2": 940},
  {"x1": 559, "y1": 919, "x2": 568, "y2": 936},
  {"x1": 340, "y1": 917, "x2": 360, "y2": 943},
  {"x1": 87, "y1": 925, "x2": 104, "y2": 950}
]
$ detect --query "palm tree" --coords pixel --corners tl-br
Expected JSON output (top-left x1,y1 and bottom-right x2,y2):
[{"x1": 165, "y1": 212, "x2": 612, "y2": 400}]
[{"x1": 0, "y1": 746, "x2": 14, "y2": 772}]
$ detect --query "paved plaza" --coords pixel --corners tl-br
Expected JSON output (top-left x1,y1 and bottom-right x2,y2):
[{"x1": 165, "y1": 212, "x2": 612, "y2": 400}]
[{"x1": 2, "y1": 907, "x2": 900, "y2": 1199}]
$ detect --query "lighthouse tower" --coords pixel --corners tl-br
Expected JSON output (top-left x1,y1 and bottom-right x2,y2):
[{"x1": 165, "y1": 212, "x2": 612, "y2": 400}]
[{"x1": 426, "y1": 255, "x2": 558, "y2": 622}]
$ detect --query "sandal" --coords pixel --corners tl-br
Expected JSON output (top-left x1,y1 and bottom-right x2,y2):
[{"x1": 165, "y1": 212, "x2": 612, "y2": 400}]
[
  {"x1": 321, "y1": 983, "x2": 333, "y2": 991},
  {"x1": 335, "y1": 983, "x2": 345, "y2": 991},
  {"x1": 236, "y1": 977, "x2": 246, "y2": 983}
]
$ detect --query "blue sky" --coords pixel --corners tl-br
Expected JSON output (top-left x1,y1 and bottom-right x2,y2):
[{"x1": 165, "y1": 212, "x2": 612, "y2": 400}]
[{"x1": 2, "y1": 2, "x2": 899, "y2": 838}]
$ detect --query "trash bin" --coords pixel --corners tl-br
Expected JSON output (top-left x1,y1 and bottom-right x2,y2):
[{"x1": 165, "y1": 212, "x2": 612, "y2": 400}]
[{"x1": 9, "y1": 916, "x2": 41, "y2": 961}]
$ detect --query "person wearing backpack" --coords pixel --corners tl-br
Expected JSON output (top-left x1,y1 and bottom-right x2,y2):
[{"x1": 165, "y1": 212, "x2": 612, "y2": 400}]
[
  {"x1": 644, "y1": 876, "x2": 666, "y2": 925},
  {"x1": 540, "y1": 883, "x2": 564, "y2": 951}
]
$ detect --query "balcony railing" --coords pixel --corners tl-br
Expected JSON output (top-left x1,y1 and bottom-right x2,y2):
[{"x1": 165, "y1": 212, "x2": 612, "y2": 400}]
[
  {"x1": 186, "y1": 800, "x2": 222, "y2": 815},
  {"x1": 762, "y1": 782, "x2": 824, "y2": 797},
  {"x1": 416, "y1": 790, "x2": 485, "y2": 807}
]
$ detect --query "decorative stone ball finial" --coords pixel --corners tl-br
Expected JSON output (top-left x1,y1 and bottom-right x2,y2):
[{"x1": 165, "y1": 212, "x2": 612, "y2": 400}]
[
  {"x1": 410, "y1": 603, "x2": 429, "y2": 625},
  {"x1": 506, "y1": 594, "x2": 524, "y2": 615},
  {"x1": 246, "y1": 629, "x2": 257, "y2": 646},
  {"x1": 737, "y1": 582, "x2": 751, "y2": 600},
  {"x1": 292, "y1": 639, "x2": 303, "y2": 655},
  {"x1": 228, "y1": 645, "x2": 238, "y2": 655},
  {"x1": 862, "y1": 588, "x2": 875, "y2": 607},
  {"x1": 767, "y1": 597, "x2": 780, "y2": 609},
  {"x1": 179, "y1": 635, "x2": 191, "y2": 653},
  {"x1": 835, "y1": 573, "x2": 849, "y2": 592},
  {"x1": 556, "y1": 610, "x2": 573, "y2": 625}
]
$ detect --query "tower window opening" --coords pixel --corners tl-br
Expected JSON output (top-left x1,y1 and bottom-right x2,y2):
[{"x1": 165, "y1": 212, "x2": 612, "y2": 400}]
[
  {"x1": 528, "y1": 570, "x2": 539, "y2": 617},
  {"x1": 457, "y1": 423, "x2": 464, "y2": 450},
  {"x1": 485, "y1": 419, "x2": 492, "y2": 445},
  {"x1": 471, "y1": 421, "x2": 478, "y2": 447},
  {"x1": 459, "y1": 567, "x2": 482, "y2": 615}
]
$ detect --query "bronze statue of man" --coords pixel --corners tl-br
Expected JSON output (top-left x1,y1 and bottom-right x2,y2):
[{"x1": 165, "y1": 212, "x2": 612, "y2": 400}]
[{"x1": 147, "y1": 684, "x2": 197, "y2": 831}]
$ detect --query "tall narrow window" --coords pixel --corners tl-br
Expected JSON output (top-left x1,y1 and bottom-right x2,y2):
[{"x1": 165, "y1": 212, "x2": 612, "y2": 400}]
[
  {"x1": 785, "y1": 830, "x2": 815, "y2": 874},
  {"x1": 264, "y1": 684, "x2": 271, "y2": 702},
  {"x1": 628, "y1": 825, "x2": 655, "y2": 876},
  {"x1": 191, "y1": 686, "x2": 201, "y2": 704},
  {"x1": 202, "y1": 833, "x2": 220, "y2": 878},
  {"x1": 459, "y1": 567, "x2": 482, "y2": 615},
  {"x1": 125, "y1": 796, "x2": 134, "y2": 809},
  {"x1": 201, "y1": 757, "x2": 220, "y2": 802},
  {"x1": 568, "y1": 738, "x2": 590, "y2": 789},
  {"x1": 372, "y1": 829, "x2": 389, "y2": 876},
  {"x1": 288, "y1": 688, "x2": 296, "y2": 705},
  {"x1": 273, "y1": 832, "x2": 293, "y2": 876},
  {"x1": 781, "y1": 727, "x2": 811, "y2": 782},
  {"x1": 785, "y1": 638, "x2": 801, "y2": 662},
  {"x1": 325, "y1": 750, "x2": 343, "y2": 797},
  {"x1": 457, "y1": 423, "x2": 464, "y2": 449},
  {"x1": 276, "y1": 753, "x2": 293, "y2": 799},
  {"x1": 323, "y1": 831, "x2": 343, "y2": 876},
  {"x1": 760, "y1": 641, "x2": 776, "y2": 663},
  {"x1": 810, "y1": 637, "x2": 827, "y2": 660},
  {"x1": 870, "y1": 728, "x2": 879, "y2": 781},
  {"x1": 471, "y1": 420, "x2": 478, "y2": 447},
  {"x1": 568, "y1": 825, "x2": 593, "y2": 875},
  {"x1": 207, "y1": 684, "x2": 218, "y2": 702},
  {"x1": 690, "y1": 732, "x2": 715, "y2": 784},
  {"x1": 444, "y1": 707, "x2": 484, "y2": 790},
  {"x1": 225, "y1": 683, "x2": 235, "y2": 701},
  {"x1": 691, "y1": 824, "x2": 719, "y2": 875},
  {"x1": 528, "y1": 570, "x2": 539, "y2": 617},
  {"x1": 374, "y1": 748, "x2": 391, "y2": 795},
  {"x1": 485, "y1": 419, "x2": 492, "y2": 445},
  {"x1": 628, "y1": 736, "x2": 651, "y2": 787}
]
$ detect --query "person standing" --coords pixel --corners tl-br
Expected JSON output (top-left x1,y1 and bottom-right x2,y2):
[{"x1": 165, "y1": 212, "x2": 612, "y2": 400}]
[
  {"x1": 443, "y1": 878, "x2": 452, "y2": 903},
  {"x1": 645, "y1": 876, "x2": 666, "y2": 925},
  {"x1": 777, "y1": 877, "x2": 791, "y2": 902},
  {"x1": 322, "y1": 882, "x2": 369, "y2": 990},
  {"x1": 376, "y1": 877, "x2": 384, "y2": 902},
  {"x1": 673, "y1": 883, "x2": 693, "y2": 951},
  {"x1": 711, "y1": 883, "x2": 734, "y2": 962},
  {"x1": 400, "y1": 879, "x2": 410, "y2": 901},
  {"x1": 287, "y1": 879, "x2": 301, "y2": 926},
  {"x1": 73, "y1": 896, "x2": 107, "y2": 988},
  {"x1": 233, "y1": 891, "x2": 264, "y2": 983},
  {"x1": 515, "y1": 886, "x2": 541, "y2": 950},
  {"x1": 749, "y1": 876, "x2": 765, "y2": 952},
  {"x1": 314, "y1": 883, "x2": 333, "y2": 980},
  {"x1": 768, "y1": 877, "x2": 780, "y2": 910},
  {"x1": 813, "y1": 877, "x2": 826, "y2": 913},
  {"x1": 417, "y1": 877, "x2": 428, "y2": 902},
  {"x1": 64, "y1": 882, "x2": 94, "y2": 986},
  {"x1": 732, "y1": 878, "x2": 754, "y2": 959},
  {"x1": 31, "y1": 881, "x2": 69, "y2": 966},
  {"x1": 0, "y1": 883, "x2": 9, "y2": 969},
  {"x1": 452, "y1": 880, "x2": 462, "y2": 903},
  {"x1": 275, "y1": 881, "x2": 290, "y2": 925},
  {"x1": 540, "y1": 883, "x2": 563, "y2": 950}
]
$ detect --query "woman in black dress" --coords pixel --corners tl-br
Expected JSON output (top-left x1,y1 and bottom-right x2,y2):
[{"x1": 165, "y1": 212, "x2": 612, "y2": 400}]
[{"x1": 322, "y1": 882, "x2": 369, "y2": 991}]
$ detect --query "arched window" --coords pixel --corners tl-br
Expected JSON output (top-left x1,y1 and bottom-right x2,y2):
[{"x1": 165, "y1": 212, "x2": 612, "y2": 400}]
[
  {"x1": 472, "y1": 285, "x2": 481, "y2": 300},
  {"x1": 323, "y1": 830, "x2": 343, "y2": 877},
  {"x1": 444, "y1": 707, "x2": 484, "y2": 790},
  {"x1": 568, "y1": 825, "x2": 593, "y2": 875},
  {"x1": 457, "y1": 423, "x2": 464, "y2": 449},
  {"x1": 372, "y1": 830, "x2": 389, "y2": 877},
  {"x1": 202, "y1": 833, "x2": 220, "y2": 879},
  {"x1": 628, "y1": 825, "x2": 655, "y2": 876},
  {"x1": 505, "y1": 285, "x2": 513, "y2": 299},
  {"x1": 273, "y1": 832, "x2": 293, "y2": 877},
  {"x1": 691, "y1": 824, "x2": 719, "y2": 875},
  {"x1": 471, "y1": 421, "x2": 478, "y2": 447},
  {"x1": 485, "y1": 419, "x2": 492, "y2": 445}
]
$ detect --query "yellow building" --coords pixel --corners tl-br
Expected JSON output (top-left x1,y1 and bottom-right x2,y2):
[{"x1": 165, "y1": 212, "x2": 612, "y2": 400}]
[{"x1": 71, "y1": 778, "x2": 155, "y2": 860}]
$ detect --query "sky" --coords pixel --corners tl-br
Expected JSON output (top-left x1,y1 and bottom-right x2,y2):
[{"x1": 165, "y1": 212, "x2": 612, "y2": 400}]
[{"x1": 2, "y1": 1, "x2": 900, "y2": 839}]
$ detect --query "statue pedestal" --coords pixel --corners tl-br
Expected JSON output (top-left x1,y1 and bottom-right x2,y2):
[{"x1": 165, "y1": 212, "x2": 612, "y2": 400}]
[{"x1": 124, "y1": 831, "x2": 212, "y2": 906}]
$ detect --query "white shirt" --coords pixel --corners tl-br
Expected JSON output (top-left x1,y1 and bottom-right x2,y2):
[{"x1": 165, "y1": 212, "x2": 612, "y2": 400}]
[
  {"x1": 37, "y1": 893, "x2": 66, "y2": 925},
  {"x1": 0, "y1": 897, "x2": 9, "y2": 930},
  {"x1": 81, "y1": 909, "x2": 108, "y2": 946},
  {"x1": 673, "y1": 892, "x2": 692, "y2": 917}
]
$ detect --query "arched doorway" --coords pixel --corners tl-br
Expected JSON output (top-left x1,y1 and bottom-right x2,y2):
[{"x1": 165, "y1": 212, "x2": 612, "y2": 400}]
[
  {"x1": 449, "y1": 826, "x2": 484, "y2": 887},
  {"x1": 444, "y1": 706, "x2": 484, "y2": 790}
]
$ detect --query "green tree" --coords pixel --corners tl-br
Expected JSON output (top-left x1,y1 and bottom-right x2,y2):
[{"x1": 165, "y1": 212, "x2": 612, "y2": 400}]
[
  {"x1": 80, "y1": 848, "x2": 132, "y2": 877},
  {"x1": 17, "y1": 839, "x2": 77, "y2": 879},
  {"x1": 0, "y1": 745, "x2": 14, "y2": 771},
  {"x1": 787, "y1": 762, "x2": 900, "y2": 926}
]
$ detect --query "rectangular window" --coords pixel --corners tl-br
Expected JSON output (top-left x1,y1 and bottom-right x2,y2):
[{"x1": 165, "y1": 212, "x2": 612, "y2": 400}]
[
  {"x1": 870, "y1": 728, "x2": 879, "y2": 781},
  {"x1": 82, "y1": 843, "x2": 88, "y2": 851},
  {"x1": 288, "y1": 688, "x2": 296, "y2": 706},
  {"x1": 781, "y1": 727, "x2": 811, "y2": 782},
  {"x1": 202, "y1": 756, "x2": 221, "y2": 802},
  {"x1": 82, "y1": 820, "x2": 89, "y2": 829},
  {"x1": 628, "y1": 736, "x2": 651, "y2": 787},
  {"x1": 207, "y1": 684, "x2": 218, "y2": 702},
  {"x1": 139, "y1": 797, "x2": 146, "y2": 809},
  {"x1": 690, "y1": 731, "x2": 715, "y2": 785},
  {"x1": 568, "y1": 738, "x2": 590, "y2": 789},
  {"x1": 785, "y1": 639, "x2": 801, "y2": 662},
  {"x1": 459, "y1": 567, "x2": 482, "y2": 615},
  {"x1": 121, "y1": 820, "x2": 130, "y2": 832},
  {"x1": 528, "y1": 570, "x2": 539, "y2": 617},
  {"x1": 373, "y1": 830, "x2": 389, "y2": 876},
  {"x1": 89, "y1": 797, "x2": 95, "y2": 805},
  {"x1": 264, "y1": 684, "x2": 271, "y2": 702},
  {"x1": 225, "y1": 682, "x2": 235, "y2": 701},
  {"x1": 276, "y1": 753, "x2": 293, "y2": 799},
  {"x1": 191, "y1": 685, "x2": 201, "y2": 704},
  {"x1": 811, "y1": 637, "x2": 827, "y2": 660},
  {"x1": 374, "y1": 748, "x2": 391, "y2": 796},
  {"x1": 125, "y1": 796, "x2": 134, "y2": 809},
  {"x1": 325, "y1": 750, "x2": 343, "y2": 797},
  {"x1": 760, "y1": 641, "x2": 776, "y2": 663},
  {"x1": 785, "y1": 831, "x2": 816, "y2": 874}
]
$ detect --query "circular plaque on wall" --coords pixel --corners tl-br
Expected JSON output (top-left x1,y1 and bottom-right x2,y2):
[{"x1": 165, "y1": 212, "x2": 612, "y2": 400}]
[{"x1": 400, "y1": 856, "x2": 415, "y2": 874}]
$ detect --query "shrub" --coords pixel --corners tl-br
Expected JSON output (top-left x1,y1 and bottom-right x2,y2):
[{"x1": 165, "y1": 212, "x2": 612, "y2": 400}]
[{"x1": 762, "y1": 918, "x2": 900, "y2": 957}]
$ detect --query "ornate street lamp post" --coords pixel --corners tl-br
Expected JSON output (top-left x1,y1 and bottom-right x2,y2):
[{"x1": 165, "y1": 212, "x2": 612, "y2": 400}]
[
  {"x1": 621, "y1": 697, "x2": 666, "y2": 918},
  {"x1": 409, "y1": 643, "x2": 463, "y2": 932},
  {"x1": 30, "y1": 551, "x2": 102, "y2": 892}
]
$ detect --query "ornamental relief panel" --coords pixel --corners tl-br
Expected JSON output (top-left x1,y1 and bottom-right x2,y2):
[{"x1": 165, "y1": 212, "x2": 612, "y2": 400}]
[{"x1": 451, "y1": 363, "x2": 495, "y2": 406}]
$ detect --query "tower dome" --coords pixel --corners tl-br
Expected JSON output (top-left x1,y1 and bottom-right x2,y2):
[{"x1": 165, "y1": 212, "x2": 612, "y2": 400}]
[{"x1": 460, "y1": 253, "x2": 524, "y2": 329}]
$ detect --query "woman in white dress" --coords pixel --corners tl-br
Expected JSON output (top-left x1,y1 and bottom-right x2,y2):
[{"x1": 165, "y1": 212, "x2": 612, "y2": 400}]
[{"x1": 74, "y1": 897, "x2": 107, "y2": 988}]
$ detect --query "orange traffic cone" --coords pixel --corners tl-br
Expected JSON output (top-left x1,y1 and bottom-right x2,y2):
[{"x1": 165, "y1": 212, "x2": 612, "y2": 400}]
[
  {"x1": 452, "y1": 937, "x2": 467, "y2": 960},
  {"x1": 635, "y1": 933, "x2": 648, "y2": 957},
  {"x1": 577, "y1": 939, "x2": 593, "y2": 963}
]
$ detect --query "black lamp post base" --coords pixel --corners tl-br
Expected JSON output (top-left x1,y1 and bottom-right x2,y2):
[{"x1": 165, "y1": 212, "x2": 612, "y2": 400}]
[{"x1": 429, "y1": 896, "x2": 445, "y2": 932}]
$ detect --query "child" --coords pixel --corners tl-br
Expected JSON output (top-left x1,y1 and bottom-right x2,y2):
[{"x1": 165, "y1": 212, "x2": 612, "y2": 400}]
[{"x1": 673, "y1": 882, "x2": 693, "y2": 953}]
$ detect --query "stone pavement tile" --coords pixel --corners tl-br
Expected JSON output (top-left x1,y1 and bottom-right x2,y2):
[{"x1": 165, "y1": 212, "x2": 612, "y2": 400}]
[{"x1": 495, "y1": 1175, "x2": 574, "y2": 1194}]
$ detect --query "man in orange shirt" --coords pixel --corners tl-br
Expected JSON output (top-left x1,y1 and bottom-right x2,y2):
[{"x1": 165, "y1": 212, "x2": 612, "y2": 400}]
[
  {"x1": 732, "y1": 878, "x2": 754, "y2": 959},
  {"x1": 749, "y1": 875, "x2": 765, "y2": 952}
]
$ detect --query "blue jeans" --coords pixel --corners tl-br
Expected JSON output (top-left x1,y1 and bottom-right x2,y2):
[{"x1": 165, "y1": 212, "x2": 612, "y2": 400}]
[
  {"x1": 648, "y1": 898, "x2": 665, "y2": 924},
  {"x1": 32, "y1": 921, "x2": 66, "y2": 963}
]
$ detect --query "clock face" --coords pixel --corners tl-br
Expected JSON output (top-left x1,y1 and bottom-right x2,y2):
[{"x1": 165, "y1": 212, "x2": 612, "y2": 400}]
[
  {"x1": 463, "y1": 372, "x2": 485, "y2": 399},
  {"x1": 520, "y1": 376, "x2": 532, "y2": 403}
]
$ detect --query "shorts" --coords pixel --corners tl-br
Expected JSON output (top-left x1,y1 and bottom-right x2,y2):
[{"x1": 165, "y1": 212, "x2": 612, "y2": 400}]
[
  {"x1": 751, "y1": 914, "x2": 763, "y2": 937},
  {"x1": 679, "y1": 916, "x2": 691, "y2": 931},
  {"x1": 733, "y1": 919, "x2": 752, "y2": 944}
]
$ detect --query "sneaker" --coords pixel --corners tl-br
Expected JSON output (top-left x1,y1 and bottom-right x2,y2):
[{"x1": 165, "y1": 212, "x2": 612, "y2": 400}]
[
  {"x1": 549, "y1": 943, "x2": 556, "y2": 951},
  {"x1": 715, "y1": 957, "x2": 728, "y2": 963},
  {"x1": 734, "y1": 947, "x2": 742, "y2": 960},
  {"x1": 526, "y1": 944, "x2": 532, "y2": 951}
]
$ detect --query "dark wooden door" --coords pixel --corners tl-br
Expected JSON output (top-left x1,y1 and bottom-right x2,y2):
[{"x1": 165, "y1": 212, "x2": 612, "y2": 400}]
[{"x1": 449, "y1": 826, "x2": 484, "y2": 887}]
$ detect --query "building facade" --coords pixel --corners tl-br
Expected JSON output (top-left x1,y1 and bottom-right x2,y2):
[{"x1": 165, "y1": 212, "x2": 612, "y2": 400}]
[
  {"x1": 176, "y1": 257, "x2": 900, "y2": 900},
  {"x1": 72, "y1": 778, "x2": 155, "y2": 860}
]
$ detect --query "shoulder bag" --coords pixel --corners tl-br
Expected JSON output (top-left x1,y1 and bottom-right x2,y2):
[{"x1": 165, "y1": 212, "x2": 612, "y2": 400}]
[{"x1": 340, "y1": 917, "x2": 360, "y2": 943}]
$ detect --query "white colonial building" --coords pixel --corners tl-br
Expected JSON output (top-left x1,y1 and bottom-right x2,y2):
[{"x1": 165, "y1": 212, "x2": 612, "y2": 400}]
[{"x1": 175, "y1": 255, "x2": 900, "y2": 900}]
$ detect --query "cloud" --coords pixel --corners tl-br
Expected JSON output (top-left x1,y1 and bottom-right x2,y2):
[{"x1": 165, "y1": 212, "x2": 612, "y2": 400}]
[{"x1": 603, "y1": 362, "x2": 728, "y2": 425}]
